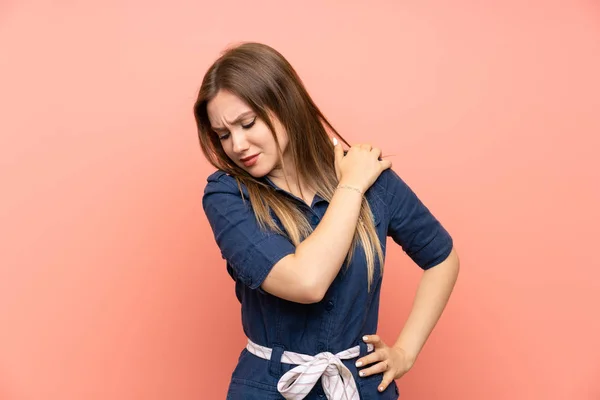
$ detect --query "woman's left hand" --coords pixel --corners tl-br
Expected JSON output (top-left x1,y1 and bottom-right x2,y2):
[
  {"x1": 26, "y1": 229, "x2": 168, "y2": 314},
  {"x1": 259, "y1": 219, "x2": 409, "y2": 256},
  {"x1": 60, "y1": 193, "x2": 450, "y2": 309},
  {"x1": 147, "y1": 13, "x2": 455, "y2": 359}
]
[{"x1": 355, "y1": 334, "x2": 415, "y2": 393}]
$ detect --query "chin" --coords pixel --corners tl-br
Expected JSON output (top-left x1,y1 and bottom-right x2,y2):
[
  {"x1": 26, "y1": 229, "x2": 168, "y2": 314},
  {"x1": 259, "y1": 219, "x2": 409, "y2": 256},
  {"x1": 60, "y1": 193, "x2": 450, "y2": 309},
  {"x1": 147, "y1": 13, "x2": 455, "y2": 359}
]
[
  {"x1": 244, "y1": 163, "x2": 273, "y2": 179},
  {"x1": 247, "y1": 168, "x2": 269, "y2": 178}
]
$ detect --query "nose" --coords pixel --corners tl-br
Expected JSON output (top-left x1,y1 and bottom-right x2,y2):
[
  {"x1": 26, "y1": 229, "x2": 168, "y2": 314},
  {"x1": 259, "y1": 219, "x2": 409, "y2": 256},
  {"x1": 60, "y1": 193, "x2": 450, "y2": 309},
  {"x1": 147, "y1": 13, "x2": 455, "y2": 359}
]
[{"x1": 231, "y1": 130, "x2": 250, "y2": 154}]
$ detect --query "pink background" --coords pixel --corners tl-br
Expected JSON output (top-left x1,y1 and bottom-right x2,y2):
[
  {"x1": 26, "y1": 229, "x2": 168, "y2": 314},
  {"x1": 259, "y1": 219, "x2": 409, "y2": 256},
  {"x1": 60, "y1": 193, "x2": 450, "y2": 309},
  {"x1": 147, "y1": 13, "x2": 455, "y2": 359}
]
[{"x1": 1, "y1": 1, "x2": 599, "y2": 399}]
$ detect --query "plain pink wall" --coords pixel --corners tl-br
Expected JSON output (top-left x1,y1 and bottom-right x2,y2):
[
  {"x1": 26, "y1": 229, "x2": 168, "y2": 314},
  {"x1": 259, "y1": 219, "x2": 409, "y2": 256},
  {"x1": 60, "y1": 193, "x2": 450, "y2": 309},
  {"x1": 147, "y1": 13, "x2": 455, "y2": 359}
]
[{"x1": 1, "y1": 1, "x2": 599, "y2": 399}]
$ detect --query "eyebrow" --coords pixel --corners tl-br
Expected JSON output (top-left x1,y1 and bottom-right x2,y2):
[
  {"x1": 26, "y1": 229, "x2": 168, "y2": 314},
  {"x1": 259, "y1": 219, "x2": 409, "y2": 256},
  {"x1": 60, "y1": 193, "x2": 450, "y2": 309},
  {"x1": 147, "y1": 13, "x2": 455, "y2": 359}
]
[{"x1": 211, "y1": 111, "x2": 255, "y2": 132}]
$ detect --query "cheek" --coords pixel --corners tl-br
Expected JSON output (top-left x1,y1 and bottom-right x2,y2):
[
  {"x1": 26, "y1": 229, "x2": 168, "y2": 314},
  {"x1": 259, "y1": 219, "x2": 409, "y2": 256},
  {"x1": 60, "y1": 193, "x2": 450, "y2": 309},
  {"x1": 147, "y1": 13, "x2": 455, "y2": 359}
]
[
  {"x1": 273, "y1": 125, "x2": 289, "y2": 151},
  {"x1": 219, "y1": 141, "x2": 236, "y2": 161},
  {"x1": 276, "y1": 135, "x2": 289, "y2": 154},
  {"x1": 269, "y1": 132, "x2": 288, "y2": 154}
]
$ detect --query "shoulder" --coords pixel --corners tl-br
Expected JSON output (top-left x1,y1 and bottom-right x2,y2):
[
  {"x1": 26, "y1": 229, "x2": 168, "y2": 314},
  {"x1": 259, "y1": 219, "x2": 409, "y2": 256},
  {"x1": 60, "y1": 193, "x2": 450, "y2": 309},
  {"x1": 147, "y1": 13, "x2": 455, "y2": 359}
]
[
  {"x1": 204, "y1": 170, "x2": 241, "y2": 195},
  {"x1": 202, "y1": 170, "x2": 243, "y2": 207},
  {"x1": 371, "y1": 168, "x2": 408, "y2": 196},
  {"x1": 206, "y1": 169, "x2": 233, "y2": 185},
  {"x1": 202, "y1": 169, "x2": 255, "y2": 209},
  {"x1": 368, "y1": 168, "x2": 419, "y2": 220}
]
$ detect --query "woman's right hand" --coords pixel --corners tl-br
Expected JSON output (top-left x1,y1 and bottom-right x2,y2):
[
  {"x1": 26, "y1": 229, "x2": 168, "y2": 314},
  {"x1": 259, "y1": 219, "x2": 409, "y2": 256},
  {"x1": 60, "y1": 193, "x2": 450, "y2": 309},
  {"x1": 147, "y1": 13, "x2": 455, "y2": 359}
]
[{"x1": 333, "y1": 138, "x2": 392, "y2": 193}]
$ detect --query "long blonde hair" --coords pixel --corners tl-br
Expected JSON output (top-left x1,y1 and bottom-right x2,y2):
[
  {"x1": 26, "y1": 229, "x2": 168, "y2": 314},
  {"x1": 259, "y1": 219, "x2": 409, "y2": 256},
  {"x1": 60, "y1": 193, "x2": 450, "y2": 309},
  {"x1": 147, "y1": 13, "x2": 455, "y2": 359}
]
[{"x1": 193, "y1": 42, "x2": 383, "y2": 290}]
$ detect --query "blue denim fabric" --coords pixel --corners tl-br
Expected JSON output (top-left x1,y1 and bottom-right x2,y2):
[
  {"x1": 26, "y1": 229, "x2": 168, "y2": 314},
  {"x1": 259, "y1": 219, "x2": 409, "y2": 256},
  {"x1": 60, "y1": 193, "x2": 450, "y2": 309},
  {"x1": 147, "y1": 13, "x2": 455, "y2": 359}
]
[{"x1": 203, "y1": 169, "x2": 453, "y2": 399}]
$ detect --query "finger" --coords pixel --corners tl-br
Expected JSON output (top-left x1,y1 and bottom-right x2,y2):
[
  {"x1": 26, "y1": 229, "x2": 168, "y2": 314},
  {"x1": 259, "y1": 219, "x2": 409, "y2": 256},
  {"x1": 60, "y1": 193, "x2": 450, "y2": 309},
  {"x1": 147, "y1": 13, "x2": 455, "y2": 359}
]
[
  {"x1": 371, "y1": 147, "x2": 382, "y2": 159},
  {"x1": 379, "y1": 159, "x2": 392, "y2": 170},
  {"x1": 358, "y1": 360, "x2": 388, "y2": 378},
  {"x1": 363, "y1": 334, "x2": 382, "y2": 346},
  {"x1": 347, "y1": 143, "x2": 361, "y2": 153},
  {"x1": 378, "y1": 370, "x2": 396, "y2": 393},
  {"x1": 355, "y1": 350, "x2": 383, "y2": 368},
  {"x1": 359, "y1": 143, "x2": 372, "y2": 151}
]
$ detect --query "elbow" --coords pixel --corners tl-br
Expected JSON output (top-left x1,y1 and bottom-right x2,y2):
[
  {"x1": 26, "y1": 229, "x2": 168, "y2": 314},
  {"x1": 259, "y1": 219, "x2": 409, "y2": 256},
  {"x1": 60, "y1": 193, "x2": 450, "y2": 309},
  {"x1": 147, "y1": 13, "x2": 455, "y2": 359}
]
[
  {"x1": 261, "y1": 254, "x2": 328, "y2": 304},
  {"x1": 302, "y1": 291, "x2": 326, "y2": 305},
  {"x1": 297, "y1": 280, "x2": 327, "y2": 304},
  {"x1": 287, "y1": 255, "x2": 328, "y2": 304}
]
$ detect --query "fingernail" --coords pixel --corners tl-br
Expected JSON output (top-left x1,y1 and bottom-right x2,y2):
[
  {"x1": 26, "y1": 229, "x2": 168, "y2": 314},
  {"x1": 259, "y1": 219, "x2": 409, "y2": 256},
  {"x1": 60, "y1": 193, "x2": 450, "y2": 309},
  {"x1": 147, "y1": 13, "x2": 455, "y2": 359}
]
[
  {"x1": 359, "y1": 371, "x2": 365, "y2": 377},
  {"x1": 363, "y1": 335, "x2": 368, "y2": 342},
  {"x1": 355, "y1": 361, "x2": 362, "y2": 367},
  {"x1": 379, "y1": 387, "x2": 384, "y2": 392},
  {"x1": 332, "y1": 137, "x2": 338, "y2": 146}
]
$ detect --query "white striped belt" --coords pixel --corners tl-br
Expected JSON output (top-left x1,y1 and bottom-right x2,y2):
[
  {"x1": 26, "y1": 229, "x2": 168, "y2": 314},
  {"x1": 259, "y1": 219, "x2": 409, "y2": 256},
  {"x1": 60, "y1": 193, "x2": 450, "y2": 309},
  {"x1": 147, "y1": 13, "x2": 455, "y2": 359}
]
[{"x1": 246, "y1": 339, "x2": 374, "y2": 400}]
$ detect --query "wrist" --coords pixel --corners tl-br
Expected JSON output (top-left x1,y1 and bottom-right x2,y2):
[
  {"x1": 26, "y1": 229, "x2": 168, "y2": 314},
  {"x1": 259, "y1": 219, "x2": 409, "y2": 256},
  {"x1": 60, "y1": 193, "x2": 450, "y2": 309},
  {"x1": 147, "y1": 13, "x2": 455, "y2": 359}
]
[
  {"x1": 337, "y1": 181, "x2": 366, "y2": 194},
  {"x1": 393, "y1": 345, "x2": 418, "y2": 368}
]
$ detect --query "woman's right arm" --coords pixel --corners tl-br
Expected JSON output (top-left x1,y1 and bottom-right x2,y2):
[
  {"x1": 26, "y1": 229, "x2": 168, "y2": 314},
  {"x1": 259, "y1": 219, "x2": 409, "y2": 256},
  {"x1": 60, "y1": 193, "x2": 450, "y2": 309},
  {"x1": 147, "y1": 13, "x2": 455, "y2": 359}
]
[{"x1": 261, "y1": 142, "x2": 391, "y2": 303}]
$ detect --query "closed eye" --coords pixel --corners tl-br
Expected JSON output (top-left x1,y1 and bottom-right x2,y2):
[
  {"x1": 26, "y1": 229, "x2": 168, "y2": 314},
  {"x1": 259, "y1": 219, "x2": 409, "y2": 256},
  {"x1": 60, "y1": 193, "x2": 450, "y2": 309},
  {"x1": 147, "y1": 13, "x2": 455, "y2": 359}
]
[
  {"x1": 213, "y1": 116, "x2": 256, "y2": 140},
  {"x1": 242, "y1": 117, "x2": 256, "y2": 129}
]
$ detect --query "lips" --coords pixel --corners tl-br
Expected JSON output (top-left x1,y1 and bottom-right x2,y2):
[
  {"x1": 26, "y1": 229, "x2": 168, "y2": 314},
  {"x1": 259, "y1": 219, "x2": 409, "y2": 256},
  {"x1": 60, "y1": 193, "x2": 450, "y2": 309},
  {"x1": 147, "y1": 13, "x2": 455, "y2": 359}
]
[
  {"x1": 240, "y1": 154, "x2": 259, "y2": 167},
  {"x1": 240, "y1": 154, "x2": 258, "y2": 161}
]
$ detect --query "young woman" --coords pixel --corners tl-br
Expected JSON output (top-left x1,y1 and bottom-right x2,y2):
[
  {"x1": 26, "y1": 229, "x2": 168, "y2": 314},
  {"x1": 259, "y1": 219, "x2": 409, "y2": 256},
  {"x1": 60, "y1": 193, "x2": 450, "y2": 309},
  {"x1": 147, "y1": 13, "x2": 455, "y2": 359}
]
[{"x1": 194, "y1": 42, "x2": 460, "y2": 400}]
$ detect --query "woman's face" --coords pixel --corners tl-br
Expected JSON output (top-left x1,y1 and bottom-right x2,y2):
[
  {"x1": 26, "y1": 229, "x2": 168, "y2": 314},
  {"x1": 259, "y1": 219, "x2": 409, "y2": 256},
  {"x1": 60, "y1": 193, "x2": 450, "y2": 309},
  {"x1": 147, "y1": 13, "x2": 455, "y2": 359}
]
[{"x1": 207, "y1": 90, "x2": 289, "y2": 178}]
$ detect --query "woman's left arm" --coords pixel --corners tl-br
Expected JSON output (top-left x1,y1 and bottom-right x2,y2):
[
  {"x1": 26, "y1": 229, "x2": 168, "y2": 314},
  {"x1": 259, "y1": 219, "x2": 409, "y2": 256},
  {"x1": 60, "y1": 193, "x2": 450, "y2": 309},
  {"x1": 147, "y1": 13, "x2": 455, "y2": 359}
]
[{"x1": 356, "y1": 247, "x2": 460, "y2": 392}]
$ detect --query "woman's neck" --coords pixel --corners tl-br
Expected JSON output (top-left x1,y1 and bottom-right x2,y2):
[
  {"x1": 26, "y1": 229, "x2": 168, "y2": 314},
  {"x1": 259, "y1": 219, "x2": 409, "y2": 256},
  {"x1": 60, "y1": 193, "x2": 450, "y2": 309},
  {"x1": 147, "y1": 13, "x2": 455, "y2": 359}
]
[{"x1": 268, "y1": 168, "x2": 315, "y2": 206}]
